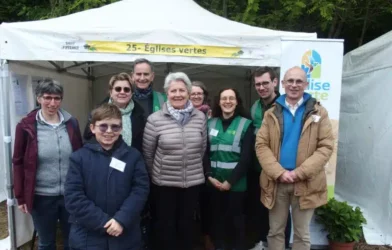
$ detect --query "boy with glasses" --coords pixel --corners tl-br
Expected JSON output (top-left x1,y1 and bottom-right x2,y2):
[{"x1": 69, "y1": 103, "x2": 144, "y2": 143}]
[{"x1": 65, "y1": 103, "x2": 149, "y2": 250}]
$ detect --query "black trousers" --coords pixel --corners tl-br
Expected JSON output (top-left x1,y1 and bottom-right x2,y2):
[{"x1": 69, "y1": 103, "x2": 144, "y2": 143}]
[
  {"x1": 152, "y1": 184, "x2": 201, "y2": 250},
  {"x1": 210, "y1": 188, "x2": 246, "y2": 250},
  {"x1": 247, "y1": 168, "x2": 292, "y2": 247},
  {"x1": 199, "y1": 184, "x2": 212, "y2": 235}
]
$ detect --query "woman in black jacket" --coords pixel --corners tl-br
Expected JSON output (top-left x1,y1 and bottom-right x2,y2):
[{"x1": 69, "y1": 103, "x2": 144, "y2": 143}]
[{"x1": 83, "y1": 72, "x2": 145, "y2": 153}]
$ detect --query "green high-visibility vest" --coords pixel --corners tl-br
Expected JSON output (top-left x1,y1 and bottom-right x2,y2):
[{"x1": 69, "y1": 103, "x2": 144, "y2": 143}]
[
  {"x1": 251, "y1": 99, "x2": 263, "y2": 135},
  {"x1": 152, "y1": 91, "x2": 167, "y2": 112},
  {"x1": 251, "y1": 99, "x2": 265, "y2": 172},
  {"x1": 208, "y1": 116, "x2": 252, "y2": 192}
]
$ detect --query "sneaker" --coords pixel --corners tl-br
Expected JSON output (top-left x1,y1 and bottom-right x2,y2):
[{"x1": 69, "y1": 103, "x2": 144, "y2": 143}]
[{"x1": 249, "y1": 241, "x2": 266, "y2": 250}]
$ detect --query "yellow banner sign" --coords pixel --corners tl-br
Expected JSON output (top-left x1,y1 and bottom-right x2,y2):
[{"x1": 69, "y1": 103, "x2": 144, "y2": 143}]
[{"x1": 83, "y1": 41, "x2": 244, "y2": 58}]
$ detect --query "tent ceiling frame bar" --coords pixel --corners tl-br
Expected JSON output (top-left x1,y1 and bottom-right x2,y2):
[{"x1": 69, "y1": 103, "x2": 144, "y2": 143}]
[
  {"x1": 48, "y1": 61, "x2": 62, "y2": 71},
  {"x1": 187, "y1": 65, "x2": 243, "y2": 78},
  {"x1": 67, "y1": 61, "x2": 110, "y2": 70},
  {"x1": 74, "y1": 61, "x2": 90, "y2": 77},
  {"x1": 64, "y1": 61, "x2": 87, "y2": 70},
  {"x1": 15, "y1": 61, "x2": 89, "y2": 80},
  {"x1": 174, "y1": 64, "x2": 209, "y2": 72}
]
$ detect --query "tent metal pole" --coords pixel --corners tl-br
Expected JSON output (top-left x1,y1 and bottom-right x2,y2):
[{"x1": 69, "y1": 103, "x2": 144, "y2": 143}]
[{"x1": 0, "y1": 60, "x2": 17, "y2": 250}]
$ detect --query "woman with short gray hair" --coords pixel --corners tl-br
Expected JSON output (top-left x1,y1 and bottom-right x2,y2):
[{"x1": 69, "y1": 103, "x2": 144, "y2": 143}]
[
  {"x1": 13, "y1": 79, "x2": 83, "y2": 250},
  {"x1": 143, "y1": 72, "x2": 207, "y2": 250}
]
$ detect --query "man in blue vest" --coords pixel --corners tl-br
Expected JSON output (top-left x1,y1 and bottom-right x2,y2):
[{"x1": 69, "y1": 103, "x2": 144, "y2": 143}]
[
  {"x1": 132, "y1": 58, "x2": 167, "y2": 120},
  {"x1": 248, "y1": 67, "x2": 291, "y2": 250}
]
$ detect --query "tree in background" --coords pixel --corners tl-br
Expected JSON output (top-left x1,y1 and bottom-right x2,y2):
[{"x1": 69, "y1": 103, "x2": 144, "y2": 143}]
[{"x1": 195, "y1": 0, "x2": 392, "y2": 53}]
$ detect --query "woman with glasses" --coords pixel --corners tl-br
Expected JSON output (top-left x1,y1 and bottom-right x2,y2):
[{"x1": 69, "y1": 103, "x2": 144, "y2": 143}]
[
  {"x1": 65, "y1": 104, "x2": 149, "y2": 250},
  {"x1": 143, "y1": 72, "x2": 207, "y2": 250},
  {"x1": 83, "y1": 72, "x2": 145, "y2": 152},
  {"x1": 13, "y1": 80, "x2": 83, "y2": 250},
  {"x1": 190, "y1": 81, "x2": 211, "y2": 118},
  {"x1": 207, "y1": 88, "x2": 254, "y2": 250}
]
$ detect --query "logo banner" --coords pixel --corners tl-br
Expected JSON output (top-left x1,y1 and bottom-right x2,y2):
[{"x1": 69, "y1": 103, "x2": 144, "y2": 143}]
[
  {"x1": 61, "y1": 41, "x2": 253, "y2": 59},
  {"x1": 279, "y1": 39, "x2": 344, "y2": 246}
]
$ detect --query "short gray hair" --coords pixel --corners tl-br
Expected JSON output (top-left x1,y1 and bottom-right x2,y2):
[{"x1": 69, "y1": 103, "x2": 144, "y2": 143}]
[
  {"x1": 164, "y1": 72, "x2": 192, "y2": 93},
  {"x1": 132, "y1": 58, "x2": 154, "y2": 72},
  {"x1": 35, "y1": 79, "x2": 64, "y2": 98}
]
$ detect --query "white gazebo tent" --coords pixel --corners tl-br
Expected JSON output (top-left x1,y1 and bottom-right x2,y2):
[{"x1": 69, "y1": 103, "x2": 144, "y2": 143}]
[
  {"x1": 336, "y1": 30, "x2": 392, "y2": 245},
  {"x1": 0, "y1": 0, "x2": 317, "y2": 248}
]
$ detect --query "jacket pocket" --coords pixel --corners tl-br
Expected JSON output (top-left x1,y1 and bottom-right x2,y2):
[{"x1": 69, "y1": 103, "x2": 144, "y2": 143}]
[
  {"x1": 306, "y1": 172, "x2": 327, "y2": 194},
  {"x1": 260, "y1": 173, "x2": 273, "y2": 195},
  {"x1": 68, "y1": 223, "x2": 88, "y2": 249}
]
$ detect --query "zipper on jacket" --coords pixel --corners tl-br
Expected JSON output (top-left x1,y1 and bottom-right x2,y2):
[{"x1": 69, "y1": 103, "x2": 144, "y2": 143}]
[
  {"x1": 107, "y1": 169, "x2": 113, "y2": 214},
  {"x1": 56, "y1": 129, "x2": 62, "y2": 196},
  {"x1": 182, "y1": 127, "x2": 186, "y2": 188}
]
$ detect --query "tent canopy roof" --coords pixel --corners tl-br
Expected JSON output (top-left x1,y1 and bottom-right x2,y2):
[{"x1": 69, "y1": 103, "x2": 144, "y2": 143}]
[
  {"x1": 0, "y1": 0, "x2": 316, "y2": 66},
  {"x1": 343, "y1": 30, "x2": 392, "y2": 77}
]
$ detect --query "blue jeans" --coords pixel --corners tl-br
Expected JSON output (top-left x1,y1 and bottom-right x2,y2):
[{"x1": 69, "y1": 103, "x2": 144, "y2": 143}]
[{"x1": 31, "y1": 195, "x2": 70, "y2": 250}]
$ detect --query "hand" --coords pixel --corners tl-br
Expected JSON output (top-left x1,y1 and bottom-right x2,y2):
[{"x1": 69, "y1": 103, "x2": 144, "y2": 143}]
[
  {"x1": 288, "y1": 171, "x2": 298, "y2": 182},
  {"x1": 278, "y1": 171, "x2": 294, "y2": 183},
  {"x1": 208, "y1": 177, "x2": 222, "y2": 190},
  {"x1": 104, "y1": 219, "x2": 123, "y2": 237},
  {"x1": 18, "y1": 204, "x2": 28, "y2": 214},
  {"x1": 220, "y1": 181, "x2": 231, "y2": 191}
]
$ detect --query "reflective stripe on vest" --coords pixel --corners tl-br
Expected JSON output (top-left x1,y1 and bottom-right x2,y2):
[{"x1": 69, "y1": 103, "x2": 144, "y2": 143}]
[
  {"x1": 209, "y1": 117, "x2": 247, "y2": 153},
  {"x1": 211, "y1": 161, "x2": 237, "y2": 169},
  {"x1": 251, "y1": 100, "x2": 262, "y2": 135},
  {"x1": 153, "y1": 91, "x2": 165, "y2": 112},
  {"x1": 157, "y1": 92, "x2": 164, "y2": 106},
  {"x1": 251, "y1": 101, "x2": 258, "y2": 120}
]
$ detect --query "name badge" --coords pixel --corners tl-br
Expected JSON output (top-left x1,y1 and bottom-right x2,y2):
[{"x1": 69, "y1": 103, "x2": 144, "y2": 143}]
[
  {"x1": 110, "y1": 157, "x2": 126, "y2": 172},
  {"x1": 312, "y1": 115, "x2": 321, "y2": 123},
  {"x1": 209, "y1": 129, "x2": 219, "y2": 137}
]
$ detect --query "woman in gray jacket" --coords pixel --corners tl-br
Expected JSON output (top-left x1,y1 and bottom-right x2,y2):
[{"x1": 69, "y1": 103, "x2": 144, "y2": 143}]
[{"x1": 143, "y1": 72, "x2": 207, "y2": 250}]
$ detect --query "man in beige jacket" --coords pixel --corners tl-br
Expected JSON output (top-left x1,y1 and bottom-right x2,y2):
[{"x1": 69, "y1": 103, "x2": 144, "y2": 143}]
[{"x1": 255, "y1": 66, "x2": 334, "y2": 250}]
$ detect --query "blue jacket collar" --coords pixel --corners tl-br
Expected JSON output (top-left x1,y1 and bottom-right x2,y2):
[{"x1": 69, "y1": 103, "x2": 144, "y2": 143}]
[{"x1": 276, "y1": 92, "x2": 312, "y2": 108}]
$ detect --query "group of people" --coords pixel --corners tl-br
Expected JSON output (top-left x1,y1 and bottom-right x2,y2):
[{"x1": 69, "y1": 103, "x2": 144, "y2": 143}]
[{"x1": 12, "y1": 58, "x2": 334, "y2": 250}]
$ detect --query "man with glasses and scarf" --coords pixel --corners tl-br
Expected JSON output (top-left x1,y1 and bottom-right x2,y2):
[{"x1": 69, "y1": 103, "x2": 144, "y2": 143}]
[{"x1": 132, "y1": 58, "x2": 167, "y2": 120}]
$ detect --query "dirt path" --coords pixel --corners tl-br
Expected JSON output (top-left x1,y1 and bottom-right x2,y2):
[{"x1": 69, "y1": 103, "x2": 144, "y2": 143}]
[
  {"x1": 1, "y1": 200, "x2": 391, "y2": 249},
  {"x1": 0, "y1": 201, "x2": 9, "y2": 239}
]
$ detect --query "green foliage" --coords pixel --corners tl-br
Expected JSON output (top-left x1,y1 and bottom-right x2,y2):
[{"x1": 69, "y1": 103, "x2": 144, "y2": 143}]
[
  {"x1": 0, "y1": 0, "x2": 120, "y2": 21},
  {"x1": 315, "y1": 198, "x2": 367, "y2": 243}
]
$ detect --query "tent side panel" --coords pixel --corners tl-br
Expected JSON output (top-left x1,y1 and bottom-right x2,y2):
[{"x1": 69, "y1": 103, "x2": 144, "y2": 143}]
[
  {"x1": 336, "y1": 67, "x2": 392, "y2": 245},
  {"x1": 9, "y1": 62, "x2": 91, "y2": 129}
]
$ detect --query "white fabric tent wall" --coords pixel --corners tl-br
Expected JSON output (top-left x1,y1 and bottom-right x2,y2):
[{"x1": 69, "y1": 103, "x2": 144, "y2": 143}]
[
  {"x1": 0, "y1": 118, "x2": 6, "y2": 202},
  {"x1": 336, "y1": 31, "x2": 392, "y2": 245}
]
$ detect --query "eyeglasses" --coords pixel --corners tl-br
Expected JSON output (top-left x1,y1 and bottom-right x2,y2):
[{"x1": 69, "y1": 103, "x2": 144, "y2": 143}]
[
  {"x1": 96, "y1": 123, "x2": 122, "y2": 133},
  {"x1": 285, "y1": 79, "x2": 305, "y2": 86},
  {"x1": 190, "y1": 92, "x2": 204, "y2": 97},
  {"x1": 220, "y1": 96, "x2": 236, "y2": 101},
  {"x1": 254, "y1": 82, "x2": 271, "y2": 88},
  {"x1": 42, "y1": 96, "x2": 62, "y2": 102},
  {"x1": 114, "y1": 86, "x2": 131, "y2": 93}
]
